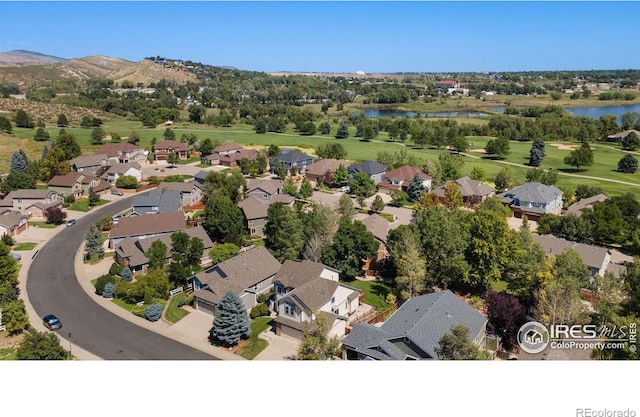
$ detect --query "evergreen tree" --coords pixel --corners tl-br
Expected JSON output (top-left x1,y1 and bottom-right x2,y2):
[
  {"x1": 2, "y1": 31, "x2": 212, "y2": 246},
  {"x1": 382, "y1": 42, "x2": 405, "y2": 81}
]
[
  {"x1": 435, "y1": 325, "x2": 486, "y2": 360},
  {"x1": 15, "y1": 109, "x2": 34, "y2": 128},
  {"x1": 90, "y1": 127, "x2": 105, "y2": 145},
  {"x1": 529, "y1": 138, "x2": 546, "y2": 166},
  {"x1": 0, "y1": 115, "x2": 12, "y2": 133},
  {"x1": 407, "y1": 173, "x2": 427, "y2": 202},
  {"x1": 618, "y1": 154, "x2": 638, "y2": 173},
  {"x1": 10, "y1": 150, "x2": 29, "y2": 173},
  {"x1": 33, "y1": 127, "x2": 50, "y2": 142},
  {"x1": 88, "y1": 186, "x2": 100, "y2": 206},
  {"x1": 56, "y1": 132, "x2": 81, "y2": 160},
  {"x1": 120, "y1": 266, "x2": 133, "y2": 282},
  {"x1": 335, "y1": 123, "x2": 349, "y2": 139},
  {"x1": 332, "y1": 164, "x2": 349, "y2": 187},
  {"x1": 299, "y1": 177, "x2": 314, "y2": 200},
  {"x1": 40, "y1": 144, "x2": 49, "y2": 161},
  {"x1": 57, "y1": 113, "x2": 69, "y2": 127},
  {"x1": 84, "y1": 223, "x2": 104, "y2": 260},
  {"x1": 210, "y1": 290, "x2": 251, "y2": 347}
]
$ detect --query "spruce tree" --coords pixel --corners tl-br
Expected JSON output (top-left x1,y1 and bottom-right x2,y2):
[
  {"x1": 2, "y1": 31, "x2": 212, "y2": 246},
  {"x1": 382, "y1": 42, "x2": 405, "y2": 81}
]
[
  {"x1": 407, "y1": 173, "x2": 427, "y2": 202},
  {"x1": 84, "y1": 224, "x2": 104, "y2": 260},
  {"x1": 335, "y1": 123, "x2": 349, "y2": 139},
  {"x1": 33, "y1": 127, "x2": 50, "y2": 142},
  {"x1": 10, "y1": 150, "x2": 29, "y2": 173},
  {"x1": 210, "y1": 290, "x2": 251, "y2": 347}
]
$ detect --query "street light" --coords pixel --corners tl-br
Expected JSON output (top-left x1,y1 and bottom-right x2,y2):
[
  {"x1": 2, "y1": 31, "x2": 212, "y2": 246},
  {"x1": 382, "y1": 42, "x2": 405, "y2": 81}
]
[{"x1": 68, "y1": 332, "x2": 72, "y2": 358}]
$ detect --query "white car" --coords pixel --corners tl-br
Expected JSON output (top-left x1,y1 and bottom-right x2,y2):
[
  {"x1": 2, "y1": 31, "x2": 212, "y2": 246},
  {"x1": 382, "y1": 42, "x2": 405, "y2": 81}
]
[{"x1": 339, "y1": 186, "x2": 351, "y2": 193}]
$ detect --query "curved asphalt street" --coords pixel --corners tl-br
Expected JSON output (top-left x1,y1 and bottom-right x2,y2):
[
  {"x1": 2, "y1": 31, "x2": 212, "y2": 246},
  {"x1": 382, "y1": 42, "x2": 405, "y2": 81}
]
[{"x1": 26, "y1": 196, "x2": 217, "y2": 360}]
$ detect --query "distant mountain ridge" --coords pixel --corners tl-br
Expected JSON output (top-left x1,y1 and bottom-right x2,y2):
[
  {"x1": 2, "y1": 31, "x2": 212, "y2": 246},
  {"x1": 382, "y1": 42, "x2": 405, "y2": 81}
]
[{"x1": 0, "y1": 49, "x2": 67, "y2": 66}]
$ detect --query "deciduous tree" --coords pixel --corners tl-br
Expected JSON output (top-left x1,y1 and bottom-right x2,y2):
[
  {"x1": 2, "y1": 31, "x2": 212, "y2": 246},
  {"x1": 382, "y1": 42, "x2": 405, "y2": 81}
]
[
  {"x1": 264, "y1": 202, "x2": 304, "y2": 262},
  {"x1": 291, "y1": 312, "x2": 341, "y2": 360},
  {"x1": 322, "y1": 219, "x2": 378, "y2": 280},
  {"x1": 435, "y1": 325, "x2": 485, "y2": 360},
  {"x1": 17, "y1": 330, "x2": 69, "y2": 360}
]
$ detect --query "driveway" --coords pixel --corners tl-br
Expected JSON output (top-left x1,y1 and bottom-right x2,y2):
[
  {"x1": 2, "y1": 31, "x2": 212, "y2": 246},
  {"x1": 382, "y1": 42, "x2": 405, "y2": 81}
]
[{"x1": 142, "y1": 160, "x2": 226, "y2": 179}]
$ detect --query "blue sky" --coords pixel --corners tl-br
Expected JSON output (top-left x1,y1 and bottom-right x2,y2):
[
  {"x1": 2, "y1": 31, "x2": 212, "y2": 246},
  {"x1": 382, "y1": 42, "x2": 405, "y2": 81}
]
[{"x1": 2, "y1": 1, "x2": 639, "y2": 73}]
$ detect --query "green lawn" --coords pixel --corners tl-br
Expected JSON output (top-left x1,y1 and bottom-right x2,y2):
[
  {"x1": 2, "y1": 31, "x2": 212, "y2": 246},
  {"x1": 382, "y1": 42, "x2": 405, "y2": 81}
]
[
  {"x1": 347, "y1": 280, "x2": 394, "y2": 309},
  {"x1": 234, "y1": 317, "x2": 273, "y2": 360},
  {"x1": 68, "y1": 199, "x2": 109, "y2": 212},
  {"x1": 28, "y1": 221, "x2": 59, "y2": 229},
  {"x1": 165, "y1": 293, "x2": 190, "y2": 324},
  {"x1": 12, "y1": 242, "x2": 37, "y2": 251},
  {"x1": 0, "y1": 347, "x2": 18, "y2": 360}
]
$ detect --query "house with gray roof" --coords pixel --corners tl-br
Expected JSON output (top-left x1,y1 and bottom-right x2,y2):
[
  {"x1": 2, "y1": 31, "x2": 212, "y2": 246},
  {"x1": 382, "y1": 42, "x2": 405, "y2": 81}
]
[
  {"x1": 131, "y1": 188, "x2": 182, "y2": 215},
  {"x1": 272, "y1": 259, "x2": 361, "y2": 341},
  {"x1": 497, "y1": 182, "x2": 563, "y2": 220},
  {"x1": 0, "y1": 189, "x2": 63, "y2": 219},
  {"x1": 348, "y1": 160, "x2": 387, "y2": 184},
  {"x1": 189, "y1": 246, "x2": 282, "y2": 316},
  {"x1": 102, "y1": 161, "x2": 142, "y2": 185},
  {"x1": 114, "y1": 225, "x2": 214, "y2": 272},
  {"x1": 342, "y1": 290, "x2": 487, "y2": 360},
  {"x1": 533, "y1": 234, "x2": 611, "y2": 281},
  {"x1": 95, "y1": 143, "x2": 147, "y2": 164},
  {"x1": 157, "y1": 181, "x2": 203, "y2": 206},
  {"x1": 566, "y1": 194, "x2": 608, "y2": 217},
  {"x1": 0, "y1": 209, "x2": 28, "y2": 237},
  {"x1": 69, "y1": 154, "x2": 110, "y2": 176},
  {"x1": 270, "y1": 150, "x2": 314, "y2": 175},
  {"x1": 434, "y1": 176, "x2": 495, "y2": 206}
]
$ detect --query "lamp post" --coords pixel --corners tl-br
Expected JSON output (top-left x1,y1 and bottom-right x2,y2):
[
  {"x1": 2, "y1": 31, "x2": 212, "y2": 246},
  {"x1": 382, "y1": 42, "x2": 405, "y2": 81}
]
[{"x1": 68, "y1": 332, "x2": 72, "y2": 358}]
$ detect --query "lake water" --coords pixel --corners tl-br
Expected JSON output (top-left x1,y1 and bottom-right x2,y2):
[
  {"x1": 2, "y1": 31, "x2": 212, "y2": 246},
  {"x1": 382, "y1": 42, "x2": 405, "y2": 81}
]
[
  {"x1": 359, "y1": 109, "x2": 489, "y2": 118},
  {"x1": 490, "y1": 103, "x2": 640, "y2": 120}
]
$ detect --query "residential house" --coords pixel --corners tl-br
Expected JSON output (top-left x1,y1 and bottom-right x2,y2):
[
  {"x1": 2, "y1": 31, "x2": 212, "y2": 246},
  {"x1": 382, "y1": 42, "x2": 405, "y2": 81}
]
[
  {"x1": 95, "y1": 143, "x2": 147, "y2": 165},
  {"x1": 69, "y1": 154, "x2": 109, "y2": 176},
  {"x1": 130, "y1": 189, "x2": 182, "y2": 215},
  {"x1": 305, "y1": 159, "x2": 352, "y2": 184},
  {"x1": 342, "y1": 290, "x2": 487, "y2": 360},
  {"x1": 347, "y1": 161, "x2": 387, "y2": 184},
  {"x1": 212, "y1": 142, "x2": 243, "y2": 156},
  {"x1": 192, "y1": 170, "x2": 209, "y2": 192},
  {"x1": 245, "y1": 178, "x2": 284, "y2": 199},
  {"x1": 190, "y1": 246, "x2": 282, "y2": 316},
  {"x1": 154, "y1": 140, "x2": 189, "y2": 161},
  {"x1": 377, "y1": 165, "x2": 432, "y2": 195},
  {"x1": 566, "y1": 194, "x2": 608, "y2": 217},
  {"x1": 0, "y1": 209, "x2": 28, "y2": 237},
  {"x1": 238, "y1": 194, "x2": 295, "y2": 236},
  {"x1": 270, "y1": 150, "x2": 314, "y2": 175},
  {"x1": 606, "y1": 129, "x2": 640, "y2": 143},
  {"x1": 435, "y1": 80, "x2": 460, "y2": 89},
  {"x1": 108, "y1": 211, "x2": 186, "y2": 249},
  {"x1": 533, "y1": 234, "x2": 611, "y2": 281},
  {"x1": 48, "y1": 172, "x2": 111, "y2": 199},
  {"x1": 0, "y1": 189, "x2": 63, "y2": 219},
  {"x1": 114, "y1": 226, "x2": 214, "y2": 272},
  {"x1": 433, "y1": 176, "x2": 496, "y2": 206},
  {"x1": 102, "y1": 162, "x2": 142, "y2": 185},
  {"x1": 497, "y1": 182, "x2": 563, "y2": 220},
  {"x1": 156, "y1": 182, "x2": 203, "y2": 206},
  {"x1": 360, "y1": 214, "x2": 390, "y2": 276},
  {"x1": 219, "y1": 149, "x2": 259, "y2": 168},
  {"x1": 272, "y1": 260, "x2": 361, "y2": 341}
]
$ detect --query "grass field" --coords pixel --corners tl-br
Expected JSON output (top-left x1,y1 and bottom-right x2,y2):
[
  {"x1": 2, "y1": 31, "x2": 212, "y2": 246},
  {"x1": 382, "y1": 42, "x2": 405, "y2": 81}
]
[
  {"x1": 234, "y1": 317, "x2": 272, "y2": 360},
  {"x1": 28, "y1": 221, "x2": 59, "y2": 229},
  {"x1": 165, "y1": 293, "x2": 190, "y2": 324},
  {"x1": 68, "y1": 198, "x2": 109, "y2": 212},
  {"x1": 13, "y1": 242, "x2": 37, "y2": 251},
  {"x1": 347, "y1": 280, "x2": 394, "y2": 309}
]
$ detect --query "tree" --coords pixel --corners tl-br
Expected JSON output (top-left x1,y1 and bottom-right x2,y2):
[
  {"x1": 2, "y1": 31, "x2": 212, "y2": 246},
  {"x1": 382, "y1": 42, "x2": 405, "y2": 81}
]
[
  {"x1": 88, "y1": 186, "x2": 100, "y2": 207},
  {"x1": 406, "y1": 173, "x2": 427, "y2": 202},
  {"x1": 188, "y1": 105, "x2": 207, "y2": 124},
  {"x1": 494, "y1": 167, "x2": 515, "y2": 193},
  {"x1": 145, "y1": 240, "x2": 168, "y2": 270},
  {"x1": 15, "y1": 109, "x2": 34, "y2": 128},
  {"x1": 283, "y1": 178, "x2": 298, "y2": 197},
  {"x1": 320, "y1": 122, "x2": 331, "y2": 135},
  {"x1": 349, "y1": 172, "x2": 376, "y2": 198},
  {"x1": 618, "y1": 154, "x2": 638, "y2": 173},
  {"x1": 477, "y1": 195, "x2": 512, "y2": 217},
  {"x1": 120, "y1": 266, "x2": 133, "y2": 282},
  {"x1": 210, "y1": 290, "x2": 251, "y2": 347},
  {"x1": 299, "y1": 177, "x2": 314, "y2": 200},
  {"x1": 203, "y1": 193, "x2": 246, "y2": 246},
  {"x1": 438, "y1": 152, "x2": 464, "y2": 181},
  {"x1": 622, "y1": 257, "x2": 640, "y2": 316},
  {"x1": 504, "y1": 217, "x2": 546, "y2": 302},
  {"x1": 273, "y1": 161, "x2": 287, "y2": 179},
  {"x1": 387, "y1": 225, "x2": 426, "y2": 301},
  {"x1": 264, "y1": 203, "x2": 304, "y2": 262},
  {"x1": 56, "y1": 132, "x2": 82, "y2": 160},
  {"x1": 199, "y1": 138, "x2": 214, "y2": 156},
  {"x1": 443, "y1": 182, "x2": 463, "y2": 209},
  {"x1": 370, "y1": 195, "x2": 385, "y2": 212},
  {"x1": 528, "y1": 138, "x2": 546, "y2": 167},
  {"x1": 167, "y1": 152, "x2": 179, "y2": 167},
  {"x1": 255, "y1": 119, "x2": 267, "y2": 134},
  {"x1": 115, "y1": 175, "x2": 138, "y2": 189},
  {"x1": 435, "y1": 325, "x2": 485, "y2": 360},
  {"x1": 0, "y1": 115, "x2": 12, "y2": 133},
  {"x1": 17, "y1": 330, "x2": 69, "y2": 360},
  {"x1": 526, "y1": 168, "x2": 558, "y2": 185},
  {"x1": 9, "y1": 150, "x2": 28, "y2": 173},
  {"x1": 469, "y1": 166, "x2": 487, "y2": 182},
  {"x1": 485, "y1": 137, "x2": 510, "y2": 158},
  {"x1": 80, "y1": 115, "x2": 93, "y2": 128},
  {"x1": 1, "y1": 299, "x2": 29, "y2": 334},
  {"x1": 316, "y1": 142, "x2": 347, "y2": 160},
  {"x1": 449, "y1": 136, "x2": 469, "y2": 154},
  {"x1": 84, "y1": 223, "x2": 104, "y2": 260},
  {"x1": 56, "y1": 114, "x2": 68, "y2": 127},
  {"x1": 209, "y1": 243, "x2": 240, "y2": 265},
  {"x1": 335, "y1": 123, "x2": 349, "y2": 139},
  {"x1": 266, "y1": 144, "x2": 281, "y2": 158},
  {"x1": 485, "y1": 290, "x2": 527, "y2": 351},
  {"x1": 564, "y1": 142, "x2": 594, "y2": 171},
  {"x1": 43, "y1": 206, "x2": 67, "y2": 224},
  {"x1": 291, "y1": 312, "x2": 341, "y2": 360},
  {"x1": 321, "y1": 219, "x2": 378, "y2": 280},
  {"x1": 621, "y1": 132, "x2": 640, "y2": 151},
  {"x1": 299, "y1": 121, "x2": 316, "y2": 135},
  {"x1": 331, "y1": 164, "x2": 349, "y2": 187},
  {"x1": 337, "y1": 193, "x2": 354, "y2": 219},
  {"x1": 33, "y1": 127, "x2": 50, "y2": 142},
  {"x1": 90, "y1": 127, "x2": 104, "y2": 145}
]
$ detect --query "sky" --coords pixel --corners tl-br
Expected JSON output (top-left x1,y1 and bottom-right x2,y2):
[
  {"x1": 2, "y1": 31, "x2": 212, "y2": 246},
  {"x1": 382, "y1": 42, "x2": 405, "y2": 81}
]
[{"x1": 1, "y1": 1, "x2": 639, "y2": 73}]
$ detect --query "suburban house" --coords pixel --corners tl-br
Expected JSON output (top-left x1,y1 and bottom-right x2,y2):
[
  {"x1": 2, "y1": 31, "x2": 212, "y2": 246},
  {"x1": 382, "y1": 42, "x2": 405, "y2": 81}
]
[
  {"x1": 341, "y1": 290, "x2": 487, "y2": 360},
  {"x1": 95, "y1": 143, "x2": 147, "y2": 165},
  {"x1": 606, "y1": 129, "x2": 640, "y2": 142},
  {"x1": 566, "y1": 194, "x2": 609, "y2": 217},
  {"x1": 435, "y1": 80, "x2": 460, "y2": 89},
  {"x1": 348, "y1": 161, "x2": 387, "y2": 184},
  {"x1": 533, "y1": 234, "x2": 612, "y2": 281},
  {"x1": 69, "y1": 154, "x2": 110, "y2": 176},
  {"x1": 48, "y1": 172, "x2": 111, "y2": 199},
  {"x1": 270, "y1": 150, "x2": 314, "y2": 175},
  {"x1": 102, "y1": 161, "x2": 142, "y2": 185},
  {"x1": 360, "y1": 214, "x2": 391, "y2": 275},
  {"x1": 189, "y1": 246, "x2": 282, "y2": 316},
  {"x1": 0, "y1": 189, "x2": 63, "y2": 219},
  {"x1": 212, "y1": 142, "x2": 244, "y2": 156},
  {"x1": 130, "y1": 189, "x2": 182, "y2": 215},
  {"x1": 113, "y1": 226, "x2": 214, "y2": 273},
  {"x1": 272, "y1": 259, "x2": 361, "y2": 341},
  {"x1": 305, "y1": 159, "x2": 352, "y2": 184},
  {"x1": 219, "y1": 149, "x2": 259, "y2": 168},
  {"x1": 108, "y1": 211, "x2": 186, "y2": 249},
  {"x1": 238, "y1": 194, "x2": 295, "y2": 236},
  {"x1": 433, "y1": 176, "x2": 496, "y2": 206},
  {"x1": 0, "y1": 209, "x2": 28, "y2": 237},
  {"x1": 156, "y1": 182, "x2": 203, "y2": 206},
  {"x1": 377, "y1": 165, "x2": 432, "y2": 195},
  {"x1": 154, "y1": 140, "x2": 189, "y2": 161},
  {"x1": 497, "y1": 182, "x2": 563, "y2": 220},
  {"x1": 192, "y1": 170, "x2": 209, "y2": 191},
  {"x1": 245, "y1": 178, "x2": 285, "y2": 199}
]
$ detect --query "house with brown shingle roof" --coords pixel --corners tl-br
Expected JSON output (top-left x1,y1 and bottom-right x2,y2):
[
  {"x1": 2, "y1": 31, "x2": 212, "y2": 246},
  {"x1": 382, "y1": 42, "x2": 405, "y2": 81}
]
[
  {"x1": 305, "y1": 159, "x2": 352, "y2": 184},
  {"x1": 154, "y1": 140, "x2": 189, "y2": 161},
  {"x1": 0, "y1": 209, "x2": 28, "y2": 237},
  {"x1": 377, "y1": 165, "x2": 431, "y2": 195},
  {"x1": 212, "y1": 142, "x2": 243, "y2": 155},
  {"x1": 238, "y1": 194, "x2": 295, "y2": 236},
  {"x1": 69, "y1": 154, "x2": 110, "y2": 176},
  {"x1": 272, "y1": 259, "x2": 362, "y2": 340},
  {"x1": 95, "y1": 143, "x2": 147, "y2": 164},
  {"x1": 219, "y1": 149, "x2": 259, "y2": 168},
  {"x1": 606, "y1": 129, "x2": 640, "y2": 143},
  {"x1": 245, "y1": 178, "x2": 284, "y2": 199},
  {"x1": 102, "y1": 161, "x2": 142, "y2": 185},
  {"x1": 533, "y1": 234, "x2": 611, "y2": 281},
  {"x1": 48, "y1": 172, "x2": 111, "y2": 199},
  {"x1": 433, "y1": 176, "x2": 495, "y2": 206},
  {"x1": 0, "y1": 189, "x2": 63, "y2": 219},
  {"x1": 107, "y1": 211, "x2": 186, "y2": 249},
  {"x1": 114, "y1": 225, "x2": 214, "y2": 272},
  {"x1": 566, "y1": 194, "x2": 608, "y2": 218},
  {"x1": 189, "y1": 246, "x2": 282, "y2": 316}
]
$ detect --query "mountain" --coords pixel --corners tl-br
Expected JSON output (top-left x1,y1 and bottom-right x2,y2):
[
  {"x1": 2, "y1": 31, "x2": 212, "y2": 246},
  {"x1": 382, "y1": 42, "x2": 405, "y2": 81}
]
[{"x1": 0, "y1": 50, "x2": 67, "y2": 66}]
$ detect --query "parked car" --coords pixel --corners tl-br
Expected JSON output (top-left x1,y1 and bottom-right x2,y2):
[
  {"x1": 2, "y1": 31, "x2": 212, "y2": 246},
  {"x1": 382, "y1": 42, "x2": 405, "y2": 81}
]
[
  {"x1": 111, "y1": 188, "x2": 123, "y2": 196},
  {"x1": 112, "y1": 213, "x2": 124, "y2": 224},
  {"x1": 339, "y1": 186, "x2": 351, "y2": 193},
  {"x1": 66, "y1": 219, "x2": 76, "y2": 227},
  {"x1": 43, "y1": 314, "x2": 62, "y2": 330},
  {"x1": 9, "y1": 252, "x2": 21, "y2": 261}
]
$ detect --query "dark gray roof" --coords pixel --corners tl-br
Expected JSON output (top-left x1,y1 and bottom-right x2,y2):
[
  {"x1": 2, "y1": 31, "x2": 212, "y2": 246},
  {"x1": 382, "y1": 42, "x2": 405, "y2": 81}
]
[
  {"x1": 496, "y1": 182, "x2": 563, "y2": 205},
  {"x1": 270, "y1": 150, "x2": 313, "y2": 164},
  {"x1": 131, "y1": 189, "x2": 182, "y2": 213},
  {"x1": 533, "y1": 234, "x2": 609, "y2": 271},
  {"x1": 348, "y1": 160, "x2": 387, "y2": 176},
  {"x1": 342, "y1": 290, "x2": 487, "y2": 360}
]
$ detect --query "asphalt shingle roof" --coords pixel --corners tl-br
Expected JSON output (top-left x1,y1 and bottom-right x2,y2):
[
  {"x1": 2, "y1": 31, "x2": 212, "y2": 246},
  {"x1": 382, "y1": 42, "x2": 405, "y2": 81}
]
[
  {"x1": 497, "y1": 182, "x2": 563, "y2": 205},
  {"x1": 131, "y1": 189, "x2": 182, "y2": 213},
  {"x1": 348, "y1": 160, "x2": 387, "y2": 176},
  {"x1": 108, "y1": 211, "x2": 186, "y2": 239}
]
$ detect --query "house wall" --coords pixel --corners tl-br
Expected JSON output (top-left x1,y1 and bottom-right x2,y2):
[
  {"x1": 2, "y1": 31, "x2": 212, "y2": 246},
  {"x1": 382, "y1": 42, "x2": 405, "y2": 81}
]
[
  {"x1": 247, "y1": 217, "x2": 268, "y2": 237},
  {"x1": 319, "y1": 268, "x2": 339, "y2": 282},
  {"x1": 194, "y1": 297, "x2": 217, "y2": 316},
  {"x1": 24, "y1": 204, "x2": 47, "y2": 219},
  {"x1": 371, "y1": 172, "x2": 385, "y2": 184},
  {"x1": 328, "y1": 319, "x2": 347, "y2": 339},
  {"x1": 319, "y1": 285, "x2": 357, "y2": 317},
  {"x1": 248, "y1": 189, "x2": 274, "y2": 199}
]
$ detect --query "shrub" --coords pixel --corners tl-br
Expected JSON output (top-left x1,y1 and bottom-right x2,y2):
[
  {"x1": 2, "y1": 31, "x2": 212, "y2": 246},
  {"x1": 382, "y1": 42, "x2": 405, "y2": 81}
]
[
  {"x1": 65, "y1": 194, "x2": 75, "y2": 204},
  {"x1": 102, "y1": 283, "x2": 115, "y2": 298},
  {"x1": 120, "y1": 266, "x2": 133, "y2": 282},
  {"x1": 95, "y1": 274, "x2": 116, "y2": 295},
  {"x1": 108, "y1": 262, "x2": 124, "y2": 276},
  {"x1": 145, "y1": 304, "x2": 164, "y2": 322},
  {"x1": 250, "y1": 303, "x2": 270, "y2": 319},
  {"x1": 257, "y1": 291, "x2": 272, "y2": 304}
]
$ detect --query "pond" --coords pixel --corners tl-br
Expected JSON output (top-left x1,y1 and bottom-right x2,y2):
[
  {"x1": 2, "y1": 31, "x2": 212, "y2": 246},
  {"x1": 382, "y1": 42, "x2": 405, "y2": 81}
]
[
  {"x1": 357, "y1": 109, "x2": 489, "y2": 118},
  {"x1": 491, "y1": 103, "x2": 640, "y2": 121}
]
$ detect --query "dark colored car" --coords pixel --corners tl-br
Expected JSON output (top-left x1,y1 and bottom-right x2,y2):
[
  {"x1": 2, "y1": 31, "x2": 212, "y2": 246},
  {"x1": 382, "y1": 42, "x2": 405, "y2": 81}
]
[
  {"x1": 66, "y1": 219, "x2": 76, "y2": 227},
  {"x1": 111, "y1": 189, "x2": 123, "y2": 196},
  {"x1": 43, "y1": 314, "x2": 62, "y2": 330}
]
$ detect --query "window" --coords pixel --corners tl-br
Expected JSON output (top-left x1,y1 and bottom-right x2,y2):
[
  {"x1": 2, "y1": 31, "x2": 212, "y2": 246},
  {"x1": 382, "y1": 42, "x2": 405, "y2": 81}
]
[
  {"x1": 284, "y1": 302, "x2": 295, "y2": 317},
  {"x1": 331, "y1": 306, "x2": 339, "y2": 315},
  {"x1": 276, "y1": 285, "x2": 285, "y2": 295}
]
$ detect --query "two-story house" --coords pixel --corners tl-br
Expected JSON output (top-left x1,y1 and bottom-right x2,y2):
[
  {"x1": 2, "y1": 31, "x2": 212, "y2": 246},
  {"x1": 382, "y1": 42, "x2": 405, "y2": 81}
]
[
  {"x1": 108, "y1": 211, "x2": 186, "y2": 249},
  {"x1": 102, "y1": 162, "x2": 142, "y2": 185},
  {"x1": 48, "y1": 172, "x2": 111, "y2": 199},
  {"x1": 433, "y1": 176, "x2": 496, "y2": 206},
  {"x1": 497, "y1": 182, "x2": 563, "y2": 220},
  {"x1": 347, "y1": 161, "x2": 387, "y2": 184},
  {"x1": 69, "y1": 154, "x2": 110, "y2": 176},
  {"x1": 95, "y1": 143, "x2": 147, "y2": 165},
  {"x1": 270, "y1": 150, "x2": 314, "y2": 175},
  {"x1": 305, "y1": 159, "x2": 352, "y2": 184},
  {"x1": 377, "y1": 165, "x2": 431, "y2": 195},
  {"x1": 154, "y1": 140, "x2": 189, "y2": 161},
  {"x1": 130, "y1": 189, "x2": 182, "y2": 215},
  {"x1": 0, "y1": 189, "x2": 63, "y2": 219},
  {"x1": 156, "y1": 181, "x2": 203, "y2": 206},
  {"x1": 239, "y1": 178, "x2": 295, "y2": 236}
]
